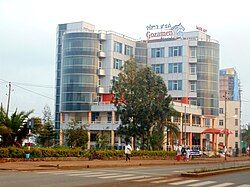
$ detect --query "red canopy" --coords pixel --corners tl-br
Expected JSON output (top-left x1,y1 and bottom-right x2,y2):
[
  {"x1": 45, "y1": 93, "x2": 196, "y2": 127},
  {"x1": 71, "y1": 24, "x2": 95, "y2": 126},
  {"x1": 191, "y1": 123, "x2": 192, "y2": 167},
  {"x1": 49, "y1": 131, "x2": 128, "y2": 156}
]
[
  {"x1": 219, "y1": 128, "x2": 233, "y2": 135},
  {"x1": 202, "y1": 128, "x2": 221, "y2": 134}
]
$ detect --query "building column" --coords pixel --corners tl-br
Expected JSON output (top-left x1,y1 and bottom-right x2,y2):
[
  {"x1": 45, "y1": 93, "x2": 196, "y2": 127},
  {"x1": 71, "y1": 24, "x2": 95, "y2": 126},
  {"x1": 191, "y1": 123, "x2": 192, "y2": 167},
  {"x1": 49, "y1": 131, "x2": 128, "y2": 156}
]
[
  {"x1": 189, "y1": 114, "x2": 192, "y2": 126},
  {"x1": 87, "y1": 131, "x2": 91, "y2": 150},
  {"x1": 59, "y1": 129, "x2": 63, "y2": 146},
  {"x1": 111, "y1": 130, "x2": 115, "y2": 147},
  {"x1": 163, "y1": 130, "x2": 167, "y2": 151},
  {"x1": 180, "y1": 113, "x2": 183, "y2": 145},
  {"x1": 200, "y1": 133, "x2": 203, "y2": 150},
  {"x1": 88, "y1": 112, "x2": 92, "y2": 124},
  {"x1": 189, "y1": 132, "x2": 193, "y2": 148},
  {"x1": 111, "y1": 110, "x2": 115, "y2": 147}
]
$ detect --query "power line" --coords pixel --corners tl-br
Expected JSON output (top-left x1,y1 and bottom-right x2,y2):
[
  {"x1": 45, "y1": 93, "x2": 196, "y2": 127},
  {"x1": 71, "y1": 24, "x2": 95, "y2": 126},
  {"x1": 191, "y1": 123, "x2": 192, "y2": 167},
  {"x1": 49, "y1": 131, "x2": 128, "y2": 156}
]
[
  {"x1": 0, "y1": 78, "x2": 54, "y2": 88},
  {"x1": 12, "y1": 81, "x2": 54, "y2": 88},
  {"x1": 12, "y1": 83, "x2": 54, "y2": 100}
]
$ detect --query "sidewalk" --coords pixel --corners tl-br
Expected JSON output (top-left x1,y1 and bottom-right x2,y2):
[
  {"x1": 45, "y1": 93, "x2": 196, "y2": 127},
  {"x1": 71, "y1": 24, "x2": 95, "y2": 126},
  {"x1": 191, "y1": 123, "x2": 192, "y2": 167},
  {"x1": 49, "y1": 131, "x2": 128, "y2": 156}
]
[{"x1": 0, "y1": 156, "x2": 249, "y2": 171}]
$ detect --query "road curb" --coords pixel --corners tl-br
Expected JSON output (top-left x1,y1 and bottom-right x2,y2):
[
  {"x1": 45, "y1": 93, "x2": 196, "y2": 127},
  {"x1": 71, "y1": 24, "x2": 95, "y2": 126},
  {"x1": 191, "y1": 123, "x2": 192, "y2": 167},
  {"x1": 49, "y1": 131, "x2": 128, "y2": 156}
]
[{"x1": 181, "y1": 166, "x2": 250, "y2": 177}]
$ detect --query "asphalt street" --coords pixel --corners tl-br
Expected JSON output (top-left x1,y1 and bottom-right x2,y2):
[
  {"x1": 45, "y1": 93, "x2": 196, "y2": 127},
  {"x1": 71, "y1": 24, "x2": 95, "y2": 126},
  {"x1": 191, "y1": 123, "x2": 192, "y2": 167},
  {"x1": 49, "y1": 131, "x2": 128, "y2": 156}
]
[{"x1": 0, "y1": 163, "x2": 250, "y2": 187}]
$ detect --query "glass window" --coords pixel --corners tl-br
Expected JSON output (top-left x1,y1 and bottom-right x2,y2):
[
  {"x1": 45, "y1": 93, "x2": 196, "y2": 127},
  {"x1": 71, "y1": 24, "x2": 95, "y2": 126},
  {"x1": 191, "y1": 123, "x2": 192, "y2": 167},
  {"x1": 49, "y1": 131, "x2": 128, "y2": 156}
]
[
  {"x1": 219, "y1": 134, "x2": 223, "y2": 137},
  {"x1": 190, "y1": 47, "x2": 197, "y2": 58},
  {"x1": 107, "y1": 112, "x2": 112, "y2": 122},
  {"x1": 152, "y1": 64, "x2": 164, "y2": 74},
  {"x1": 151, "y1": 47, "x2": 164, "y2": 58},
  {"x1": 168, "y1": 80, "x2": 182, "y2": 91},
  {"x1": 113, "y1": 58, "x2": 123, "y2": 70},
  {"x1": 125, "y1": 45, "x2": 133, "y2": 56},
  {"x1": 190, "y1": 81, "x2": 196, "y2": 92},
  {"x1": 114, "y1": 41, "x2": 122, "y2": 53},
  {"x1": 219, "y1": 108, "x2": 224, "y2": 114},
  {"x1": 190, "y1": 64, "x2": 197, "y2": 75},
  {"x1": 219, "y1": 120, "x2": 224, "y2": 126},
  {"x1": 235, "y1": 108, "x2": 238, "y2": 115},
  {"x1": 169, "y1": 46, "x2": 183, "y2": 57},
  {"x1": 168, "y1": 63, "x2": 182, "y2": 73},
  {"x1": 235, "y1": 130, "x2": 238, "y2": 137},
  {"x1": 235, "y1": 119, "x2": 238, "y2": 126}
]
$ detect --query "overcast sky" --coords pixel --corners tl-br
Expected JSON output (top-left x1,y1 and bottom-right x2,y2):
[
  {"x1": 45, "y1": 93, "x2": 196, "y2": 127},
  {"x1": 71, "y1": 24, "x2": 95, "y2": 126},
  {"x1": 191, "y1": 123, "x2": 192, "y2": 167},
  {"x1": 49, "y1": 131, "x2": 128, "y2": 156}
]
[{"x1": 0, "y1": 0, "x2": 250, "y2": 125}]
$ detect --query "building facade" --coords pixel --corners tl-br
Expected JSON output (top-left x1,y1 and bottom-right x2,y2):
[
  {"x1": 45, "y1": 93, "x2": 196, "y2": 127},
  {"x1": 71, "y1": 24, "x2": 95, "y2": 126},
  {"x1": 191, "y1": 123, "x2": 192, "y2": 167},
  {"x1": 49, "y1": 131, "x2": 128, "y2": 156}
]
[
  {"x1": 55, "y1": 21, "x2": 220, "y2": 150},
  {"x1": 217, "y1": 68, "x2": 241, "y2": 153},
  {"x1": 147, "y1": 31, "x2": 220, "y2": 117}
]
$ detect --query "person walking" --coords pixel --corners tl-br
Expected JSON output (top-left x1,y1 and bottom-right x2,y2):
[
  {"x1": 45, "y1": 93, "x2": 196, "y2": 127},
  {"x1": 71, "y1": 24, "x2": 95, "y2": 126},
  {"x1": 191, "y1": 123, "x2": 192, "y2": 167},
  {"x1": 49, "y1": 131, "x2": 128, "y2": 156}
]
[{"x1": 125, "y1": 143, "x2": 132, "y2": 161}]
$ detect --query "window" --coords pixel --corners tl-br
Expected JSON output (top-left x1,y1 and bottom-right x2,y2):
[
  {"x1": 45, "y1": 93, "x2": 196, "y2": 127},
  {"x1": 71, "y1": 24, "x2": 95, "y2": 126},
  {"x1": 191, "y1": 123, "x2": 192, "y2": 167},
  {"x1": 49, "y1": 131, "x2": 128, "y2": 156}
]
[
  {"x1": 168, "y1": 63, "x2": 182, "y2": 73},
  {"x1": 152, "y1": 64, "x2": 164, "y2": 74},
  {"x1": 125, "y1": 45, "x2": 133, "y2": 56},
  {"x1": 168, "y1": 80, "x2": 182, "y2": 91},
  {"x1": 190, "y1": 64, "x2": 197, "y2": 75},
  {"x1": 91, "y1": 112, "x2": 100, "y2": 122},
  {"x1": 219, "y1": 120, "x2": 224, "y2": 126},
  {"x1": 235, "y1": 130, "x2": 238, "y2": 137},
  {"x1": 114, "y1": 41, "x2": 122, "y2": 53},
  {"x1": 219, "y1": 134, "x2": 223, "y2": 137},
  {"x1": 151, "y1": 48, "x2": 164, "y2": 58},
  {"x1": 113, "y1": 58, "x2": 123, "y2": 69},
  {"x1": 169, "y1": 46, "x2": 183, "y2": 57},
  {"x1": 99, "y1": 61, "x2": 102, "y2": 69},
  {"x1": 219, "y1": 108, "x2": 224, "y2": 114},
  {"x1": 235, "y1": 108, "x2": 239, "y2": 115},
  {"x1": 205, "y1": 118, "x2": 210, "y2": 127},
  {"x1": 235, "y1": 142, "x2": 238, "y2": 148},
  {"x1": 190, "y1": 47, "x2": 197, "y2": 58},
  {"x1": 235, "y1": 119, "x2": 238, "y2": 126},
  {"x1": 190, "y1": 81, "x2": 197, "y2": 92},
  {"x1": 112, "y1": 76, "x2": 119, "y2": 85},
  {"x1": 107, "y1": 112, "x2": 112, "y2": 122}
]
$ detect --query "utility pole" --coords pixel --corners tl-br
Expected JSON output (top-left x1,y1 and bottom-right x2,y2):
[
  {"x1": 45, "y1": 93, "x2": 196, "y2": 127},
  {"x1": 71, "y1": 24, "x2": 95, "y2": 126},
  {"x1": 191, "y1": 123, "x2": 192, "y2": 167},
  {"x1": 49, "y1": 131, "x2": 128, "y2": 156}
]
[
  {"x1": 184, "y1": 106, "x2": 187, "y2": 147},
  {"x1": 6, "y1": 82, "x2": 11, "y2": 117},
  {"x1": 224, "y1": 91, "x2": 227, "y2": 161}
]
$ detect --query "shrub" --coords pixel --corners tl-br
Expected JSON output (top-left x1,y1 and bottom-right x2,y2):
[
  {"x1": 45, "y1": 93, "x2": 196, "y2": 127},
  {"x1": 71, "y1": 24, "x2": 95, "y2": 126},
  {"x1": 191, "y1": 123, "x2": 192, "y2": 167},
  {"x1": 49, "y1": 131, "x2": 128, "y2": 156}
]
[
  {"x1": 0, "y1": 148, "x2": 9, "y2": 158},
  {"x1": 8, "y1": 147, "x2": 25, "y2": 158}
]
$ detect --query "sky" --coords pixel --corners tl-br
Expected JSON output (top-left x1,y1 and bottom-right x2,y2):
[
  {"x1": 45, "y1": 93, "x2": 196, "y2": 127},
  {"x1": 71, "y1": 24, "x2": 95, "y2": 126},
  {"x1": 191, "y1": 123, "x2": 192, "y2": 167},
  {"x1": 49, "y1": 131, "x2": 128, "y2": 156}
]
[{"x1": 0, "y1": 0, "x2": 250, "y2": 125}]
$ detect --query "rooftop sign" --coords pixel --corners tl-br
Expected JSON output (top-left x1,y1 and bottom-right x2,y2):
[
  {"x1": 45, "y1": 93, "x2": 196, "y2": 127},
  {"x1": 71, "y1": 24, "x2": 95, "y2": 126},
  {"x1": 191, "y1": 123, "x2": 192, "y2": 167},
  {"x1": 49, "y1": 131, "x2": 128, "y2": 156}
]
[{"x1": 146, "y1": 23, "x2": 185, "y2": 40}]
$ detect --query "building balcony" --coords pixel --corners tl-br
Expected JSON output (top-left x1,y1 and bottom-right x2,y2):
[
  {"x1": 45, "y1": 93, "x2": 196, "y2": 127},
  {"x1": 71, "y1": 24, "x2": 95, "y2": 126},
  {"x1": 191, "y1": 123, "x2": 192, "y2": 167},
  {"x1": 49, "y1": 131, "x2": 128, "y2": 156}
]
[
  {"x1": 91, "y1": 103, "x2": 116, "y2": 112},
  {"x1": 87, "y1": 121, "x2": 120, "y2": 131},
  {"x1": 189, "y1": 40, "x2": 197, "y2": 46},
  {"x1": 98, "y1": 33, "x2": 106, "y2": 41},
  {"x1": 97, "y1": 86, "x2": 105, "y2": 94},
  {"x1": 189, "y1": 57, "x2": 197, "y2": 63},
  {"x1": 98, "y1": 51, "x2": 106, "y2": 58},
  {"x1": 97, "y1": 69, "x2": 105, "y2": 76},
  {"x1": 189, "y1": 74, "x2": 197, "y2": 80}
]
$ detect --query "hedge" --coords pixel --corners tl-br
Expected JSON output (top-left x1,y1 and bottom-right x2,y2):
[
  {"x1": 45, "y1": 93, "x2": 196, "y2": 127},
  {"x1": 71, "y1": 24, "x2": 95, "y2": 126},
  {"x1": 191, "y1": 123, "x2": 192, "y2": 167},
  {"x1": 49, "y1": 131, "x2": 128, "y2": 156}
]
[{"x1": 0, "y1": 147, "x2": 176, "y2": 160}]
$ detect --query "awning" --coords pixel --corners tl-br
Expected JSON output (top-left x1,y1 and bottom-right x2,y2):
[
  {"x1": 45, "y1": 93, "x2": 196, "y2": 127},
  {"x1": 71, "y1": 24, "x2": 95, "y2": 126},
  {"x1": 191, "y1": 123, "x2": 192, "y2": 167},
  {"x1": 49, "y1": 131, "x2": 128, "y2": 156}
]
[
  {"x1": 219, "y1": 128, "x2": 233, "y2": 135},
  {"x1": 202, "y1": 128, "x2": 233, "y2": 135},
  {"x1": 202, "y1": 128, "x2": 221, "y2": 134}
]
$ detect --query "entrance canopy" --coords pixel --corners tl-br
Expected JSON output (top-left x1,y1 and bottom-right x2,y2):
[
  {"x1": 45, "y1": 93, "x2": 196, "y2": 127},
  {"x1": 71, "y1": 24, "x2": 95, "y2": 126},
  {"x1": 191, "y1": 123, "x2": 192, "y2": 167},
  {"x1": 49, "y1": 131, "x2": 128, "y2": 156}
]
[
  {"x1": 202, "y1": 128, "x2": 221, "y2": 134},
  {"x1": 202, "y1": 128, "x2": 233, "y2": 135}
]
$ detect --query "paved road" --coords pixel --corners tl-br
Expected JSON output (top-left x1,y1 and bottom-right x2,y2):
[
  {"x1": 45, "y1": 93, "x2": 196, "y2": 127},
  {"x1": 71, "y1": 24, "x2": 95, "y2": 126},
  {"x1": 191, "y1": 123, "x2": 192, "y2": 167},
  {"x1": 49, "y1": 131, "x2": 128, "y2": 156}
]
[{"x1": 0, "y1": 163, "x2": 250, "y2": 186}]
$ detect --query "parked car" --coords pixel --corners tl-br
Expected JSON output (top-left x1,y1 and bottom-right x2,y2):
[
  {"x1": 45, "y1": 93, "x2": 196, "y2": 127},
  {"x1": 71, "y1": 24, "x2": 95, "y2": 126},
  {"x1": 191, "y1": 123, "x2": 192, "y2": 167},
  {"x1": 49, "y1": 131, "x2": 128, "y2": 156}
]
[{"x1": 190, "y1": 148, "x2": 202, "y2": 157}]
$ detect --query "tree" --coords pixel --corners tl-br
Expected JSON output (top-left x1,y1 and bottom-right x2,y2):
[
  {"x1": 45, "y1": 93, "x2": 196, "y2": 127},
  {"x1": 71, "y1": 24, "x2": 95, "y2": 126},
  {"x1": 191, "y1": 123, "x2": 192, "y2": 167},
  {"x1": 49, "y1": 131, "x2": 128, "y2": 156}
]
[
  {"x1": 242, "y1": 126, "x2": 250, "y2": 156},
  {"x1": 37, "y1": 105, "x2": 55, "y2": 147},
  {"x1": 96, "y1": 131, "x2": 110, "y2": 149},
  {"x1": 0, "y1": 105, "x2": 33, "y2": 147},
  {"x1": 112, "y1": 59, "x2": 179, "y2": 150},
  {"x1": 64, "y1": 120, "x2": 88, "y2": 148}
]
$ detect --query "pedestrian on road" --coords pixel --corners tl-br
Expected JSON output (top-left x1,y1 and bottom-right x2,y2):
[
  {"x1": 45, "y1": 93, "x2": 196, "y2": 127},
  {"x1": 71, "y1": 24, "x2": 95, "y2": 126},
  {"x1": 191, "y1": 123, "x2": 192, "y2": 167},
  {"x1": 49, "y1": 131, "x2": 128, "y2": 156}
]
[
  {"x1": 125, "y1": 143, "x2": 132, "y2": 161},
  {"x1": 186, "y1": 147, "x2": 190, "y2": 161},
  {"x1": 176, "y1": 145, "x2": 182, "y2": 161}
]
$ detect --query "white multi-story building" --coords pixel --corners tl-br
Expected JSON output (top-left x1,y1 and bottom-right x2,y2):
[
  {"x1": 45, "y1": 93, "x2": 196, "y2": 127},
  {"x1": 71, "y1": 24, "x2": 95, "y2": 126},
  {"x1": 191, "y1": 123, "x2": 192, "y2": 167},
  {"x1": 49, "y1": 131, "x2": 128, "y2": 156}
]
[{"x1": 55, "y1": 21, "x2": 220, "y2": 150}]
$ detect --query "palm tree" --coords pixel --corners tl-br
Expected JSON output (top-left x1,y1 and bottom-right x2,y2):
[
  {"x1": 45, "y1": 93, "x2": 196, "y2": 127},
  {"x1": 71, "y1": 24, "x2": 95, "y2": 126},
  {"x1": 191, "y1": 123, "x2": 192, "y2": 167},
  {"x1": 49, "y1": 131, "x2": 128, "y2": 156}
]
[{"x1": 0, "y1": 105, "x2": 33, "y2": 147}]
